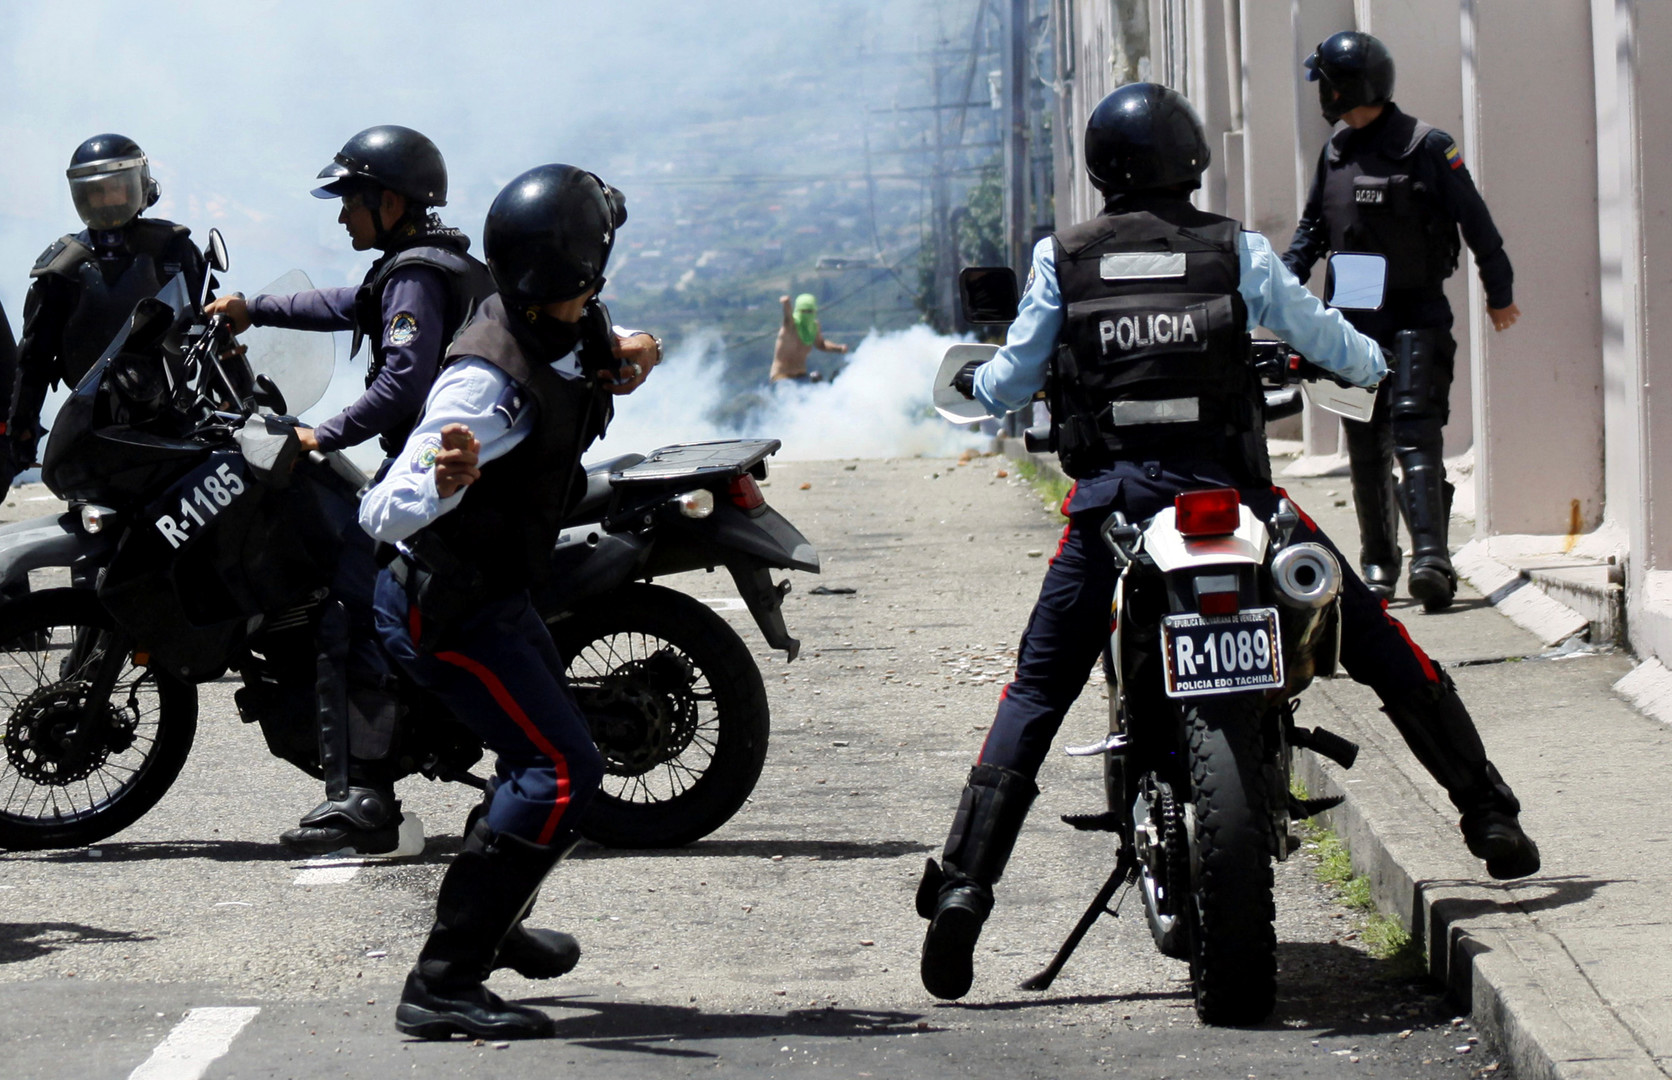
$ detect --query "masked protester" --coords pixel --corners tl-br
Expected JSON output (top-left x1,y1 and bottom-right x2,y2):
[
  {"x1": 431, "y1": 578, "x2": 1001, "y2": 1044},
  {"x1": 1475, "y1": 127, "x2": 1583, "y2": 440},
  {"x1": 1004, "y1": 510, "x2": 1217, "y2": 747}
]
[
  {"x1": 205, "y1": 126, "x2": 496, "y2": 857},
  {"x1": 8, "y1": 135, "x2": 206, "y2": 493},
  {"x1": 1283, "y1": 31, "x2": 1519, "y2": 610},
  {"x1": 769, "y1": 291, "x2": 847, "y2": 382},
  {"x1": 360, "y1": 163, "x2": 661, "y2": 1040},
  {"x1": 916, "y1": 83, "x2": 1539, "y2": 1004}
]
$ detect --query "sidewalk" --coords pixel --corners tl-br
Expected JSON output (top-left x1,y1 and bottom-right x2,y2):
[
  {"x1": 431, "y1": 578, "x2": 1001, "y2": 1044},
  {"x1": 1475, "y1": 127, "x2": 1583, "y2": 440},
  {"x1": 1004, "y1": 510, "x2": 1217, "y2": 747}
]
[{"x1": 1004, "y1": 441, "x2": 1672, "y2": 1080}]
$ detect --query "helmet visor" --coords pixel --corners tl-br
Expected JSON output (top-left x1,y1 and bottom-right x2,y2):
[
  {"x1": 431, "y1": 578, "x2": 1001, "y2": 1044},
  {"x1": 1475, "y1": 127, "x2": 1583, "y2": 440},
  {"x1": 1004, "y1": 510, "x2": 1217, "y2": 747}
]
[{"x1": 69, "y1": 168, "x2": 146, "y2": 229}]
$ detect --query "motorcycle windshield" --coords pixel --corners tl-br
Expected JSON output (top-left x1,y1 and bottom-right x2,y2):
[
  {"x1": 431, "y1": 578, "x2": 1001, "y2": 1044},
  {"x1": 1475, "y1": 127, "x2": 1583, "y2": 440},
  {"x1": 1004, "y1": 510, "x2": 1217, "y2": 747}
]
[{"x1": 239, "y1": 270, "x2": 334, "y2": 416}]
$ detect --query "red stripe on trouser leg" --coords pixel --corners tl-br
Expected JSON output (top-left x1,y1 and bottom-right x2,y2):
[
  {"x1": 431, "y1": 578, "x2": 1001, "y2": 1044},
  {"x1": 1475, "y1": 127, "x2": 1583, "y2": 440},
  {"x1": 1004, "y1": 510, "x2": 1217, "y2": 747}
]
[
  {"x1": 1048, "y1": 521, "x2": 1072, "y2": 565},
  {"x1": 1058, "y1": 481, "x2": 1077, "y2": 518},
  {"x1": 1385, "y1": 609, "x2": 1440, "y2": 682},
  {"x1": 408, "y1": 604, "x2": 422, "y2": 646},
  {"x1": 434, "y1": 649, "x2": 573, "y2": 844}
]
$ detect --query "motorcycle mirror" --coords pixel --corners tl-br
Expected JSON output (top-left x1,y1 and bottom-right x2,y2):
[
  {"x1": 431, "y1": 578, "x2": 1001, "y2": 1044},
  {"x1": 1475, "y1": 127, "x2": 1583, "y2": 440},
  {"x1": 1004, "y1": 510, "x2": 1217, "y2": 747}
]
[
  {"x1": 253, "y1": 372, "x2": 289, "y2": 416},
  {"x1": 959, "y1": 266, "x2": 1020, "y2": 325},
  {"x1": 1324, "y1": 252, "x2": 1386, "y2": 311},
  {"x1": 206, "y1": 228, "x2": 230, "y2": 274},
  {"x1": 932, "y1": 343, "x2": 998, "y2": 423}
]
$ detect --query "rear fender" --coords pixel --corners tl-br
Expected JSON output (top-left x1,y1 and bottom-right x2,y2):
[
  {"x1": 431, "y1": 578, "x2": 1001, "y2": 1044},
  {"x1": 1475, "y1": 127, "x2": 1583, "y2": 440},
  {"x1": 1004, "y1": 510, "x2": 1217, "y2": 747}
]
[
  {"x1": 701, "y1": 503, "x2": 820, "y2": 573},
  {"x1": 0, "y1": 512, "x2": 115, "y2": 591}
]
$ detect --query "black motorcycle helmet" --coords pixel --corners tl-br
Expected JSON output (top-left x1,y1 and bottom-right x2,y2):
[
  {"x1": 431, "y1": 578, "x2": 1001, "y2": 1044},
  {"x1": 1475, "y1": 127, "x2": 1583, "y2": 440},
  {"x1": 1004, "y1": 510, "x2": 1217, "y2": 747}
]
[
  {"x1": 1306, "y1": 31, "x2": 1395, "y2": 124},
  {"x1": 67, "y1": 134, "x2": 159, "y2": 230},
  {"x1": 483, "y1": 164, "x2": 628, "y2": 307},
  {"x1": 311, "y1": 125, "x2": 448, "y2": 207},
  {"x1": 1083, "y1": 83, "x2": 1211, "y2": 197}
]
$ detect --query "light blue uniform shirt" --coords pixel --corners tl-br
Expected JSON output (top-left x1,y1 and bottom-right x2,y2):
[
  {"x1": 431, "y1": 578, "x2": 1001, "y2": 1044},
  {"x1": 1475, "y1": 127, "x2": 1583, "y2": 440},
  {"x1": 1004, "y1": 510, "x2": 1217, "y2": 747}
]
[{"x1": 972, "y1": 231, "x2": 1387, "y2": 418}]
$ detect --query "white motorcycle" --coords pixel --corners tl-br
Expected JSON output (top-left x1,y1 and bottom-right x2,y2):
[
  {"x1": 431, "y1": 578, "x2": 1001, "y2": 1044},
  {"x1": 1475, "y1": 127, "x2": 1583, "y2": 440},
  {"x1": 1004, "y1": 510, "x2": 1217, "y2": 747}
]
[{"x1": 935, "y1": 254, "x2": 1386, "y2": 1024}]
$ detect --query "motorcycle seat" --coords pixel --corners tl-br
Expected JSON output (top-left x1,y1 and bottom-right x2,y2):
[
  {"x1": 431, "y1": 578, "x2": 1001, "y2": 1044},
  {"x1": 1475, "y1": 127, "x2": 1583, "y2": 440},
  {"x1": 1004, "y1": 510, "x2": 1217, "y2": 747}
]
[{"x1": 566, "y1": 453, "x2": 646, "y2": 524}]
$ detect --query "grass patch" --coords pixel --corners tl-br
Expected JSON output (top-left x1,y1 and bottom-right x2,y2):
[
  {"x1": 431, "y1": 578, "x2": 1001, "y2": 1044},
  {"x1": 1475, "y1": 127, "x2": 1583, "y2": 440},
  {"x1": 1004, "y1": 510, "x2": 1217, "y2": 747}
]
[
  {"x1": 1008, "y1": 455, "x2": 1073, "y2": 514},
  {"x1": 1292, "y1": 777, "x2": 1423, "y2": 975}
]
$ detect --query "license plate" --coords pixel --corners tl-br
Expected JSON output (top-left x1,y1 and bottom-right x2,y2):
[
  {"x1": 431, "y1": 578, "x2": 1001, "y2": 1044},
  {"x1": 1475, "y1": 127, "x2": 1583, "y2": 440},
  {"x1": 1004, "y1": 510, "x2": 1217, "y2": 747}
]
[{"x1": 1159, "y1": 608, "x2": 1284, "y2": 698}]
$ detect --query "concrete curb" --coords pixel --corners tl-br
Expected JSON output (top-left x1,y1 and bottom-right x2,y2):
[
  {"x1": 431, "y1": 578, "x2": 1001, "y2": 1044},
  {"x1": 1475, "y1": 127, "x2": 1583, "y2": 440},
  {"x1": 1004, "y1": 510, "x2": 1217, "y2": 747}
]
[{"x1": 1295, "y1": 747, "x2": 1664, "y2": 1080}]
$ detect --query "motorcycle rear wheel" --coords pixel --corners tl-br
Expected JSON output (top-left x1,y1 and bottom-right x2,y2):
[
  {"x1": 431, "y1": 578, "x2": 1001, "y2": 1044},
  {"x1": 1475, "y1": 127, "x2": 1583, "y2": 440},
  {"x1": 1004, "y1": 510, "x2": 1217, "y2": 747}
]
[
  {"x1": 0, "y1": 588, "x2": 197, "y2": 850},
  {"x1": 546, "y1": 583, "x2": 769, "y2": 848},
  {"x1": 1184, "y1": 692, "x2": 1277, "y2": 1025}
]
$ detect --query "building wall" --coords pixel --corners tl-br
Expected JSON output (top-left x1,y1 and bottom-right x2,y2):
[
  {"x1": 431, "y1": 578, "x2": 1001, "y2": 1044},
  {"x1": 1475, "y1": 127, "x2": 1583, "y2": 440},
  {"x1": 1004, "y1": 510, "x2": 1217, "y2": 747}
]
[{"x1": 1044, "y1": 0, "x2": 1672, "y2": 665}]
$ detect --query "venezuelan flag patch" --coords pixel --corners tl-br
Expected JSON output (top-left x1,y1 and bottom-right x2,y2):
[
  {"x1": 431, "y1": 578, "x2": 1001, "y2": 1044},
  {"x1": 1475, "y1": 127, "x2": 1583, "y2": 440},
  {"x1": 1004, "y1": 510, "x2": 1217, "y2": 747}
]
[{"x1": 1444, "y1": 142, "x2": 1465, "y2": 170}]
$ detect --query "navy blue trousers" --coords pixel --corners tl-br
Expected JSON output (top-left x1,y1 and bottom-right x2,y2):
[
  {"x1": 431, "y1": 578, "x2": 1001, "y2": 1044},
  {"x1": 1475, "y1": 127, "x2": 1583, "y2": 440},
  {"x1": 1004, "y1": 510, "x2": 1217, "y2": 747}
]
[
  {"x1": 979, "y1": 462, "x2": 1445, "y2": 778},
  {"x1": 373, "y1": 569, "x2": 604, "y2": 844}
]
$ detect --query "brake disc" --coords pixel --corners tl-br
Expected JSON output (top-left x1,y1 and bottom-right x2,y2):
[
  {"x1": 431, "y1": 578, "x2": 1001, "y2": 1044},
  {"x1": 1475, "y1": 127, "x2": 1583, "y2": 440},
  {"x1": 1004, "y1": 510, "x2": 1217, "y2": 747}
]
[
  {"x1": 576, "y1": 646, "x2": 699, "y2": 778},
  {"x1": 5, "y1": 682, "x2": 128, "y2": 785}
]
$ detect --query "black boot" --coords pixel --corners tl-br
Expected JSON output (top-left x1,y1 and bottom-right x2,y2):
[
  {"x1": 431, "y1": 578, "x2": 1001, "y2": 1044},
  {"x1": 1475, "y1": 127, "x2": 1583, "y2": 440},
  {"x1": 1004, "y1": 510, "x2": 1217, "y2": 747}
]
[
  {"x1": 1343, "y1": 414, "x2": 1402, "y2": 599},
  {"x1": 395, "y1": 820, "x2": 565, "y2": 1040},
  {"x1": 495, "y1": 925, "x2": 581, "y2": 979},
  {"x1": 1379, "y1": 677, "x2": 1539, "y2": 880},
  {"x1": 918, "y1": 763, "x2": 1037, "y2": 1000},
  {"x1": 1400, "y1": 453, "x2": 1457, "y2": 612},
  {"x1": 280, "y1": 785, "x2": 402, "y2": 856}
]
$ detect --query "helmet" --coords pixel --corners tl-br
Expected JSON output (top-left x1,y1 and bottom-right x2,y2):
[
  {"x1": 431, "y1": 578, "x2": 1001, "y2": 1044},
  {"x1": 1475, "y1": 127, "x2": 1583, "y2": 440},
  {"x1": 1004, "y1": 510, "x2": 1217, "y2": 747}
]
[
  {"x1": 483, "y1": 164, "x2": 628, "y2": 306},
  {"x1": 312, "y1": 125, "x2": 448, "y2": 206},
  {"x1": 1083, "y1": 84, "x2": 1211, "y2": 196},
  {"x1": 1306, "y1": 31, "x2": 1395, "y2": 123},
  {"x1": 67, "y1": 134, "x2": 159, "y2": 230}
]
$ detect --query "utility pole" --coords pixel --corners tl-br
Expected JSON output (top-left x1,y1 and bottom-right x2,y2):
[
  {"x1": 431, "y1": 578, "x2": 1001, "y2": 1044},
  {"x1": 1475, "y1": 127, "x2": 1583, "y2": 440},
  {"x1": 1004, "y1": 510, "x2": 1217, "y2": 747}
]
[
  {"x1": 1002, "y1": 0, "x2": 1030, "y2": 280},
  {"x1": 1002, "y1": 0, "x2": 1030, "y2": 434}
]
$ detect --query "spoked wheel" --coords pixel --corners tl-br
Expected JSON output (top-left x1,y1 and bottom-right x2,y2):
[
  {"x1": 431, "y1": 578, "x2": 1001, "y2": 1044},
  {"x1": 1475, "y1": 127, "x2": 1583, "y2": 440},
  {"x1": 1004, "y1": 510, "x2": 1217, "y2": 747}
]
[
  {"x1": 0, "y1": 589, "x2": 196, "y2": 850},
  {"x1": 1183, "y1": 692, "x2": 1277, "y2": 1026},
  {"x1": 546, "y1": 583, "x2": 769, "y2": 848}
]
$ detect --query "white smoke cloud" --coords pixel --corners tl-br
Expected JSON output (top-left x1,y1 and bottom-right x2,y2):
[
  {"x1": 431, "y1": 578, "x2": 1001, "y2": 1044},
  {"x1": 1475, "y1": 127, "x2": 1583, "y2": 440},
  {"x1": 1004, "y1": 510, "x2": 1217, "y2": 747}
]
[{"x1": 588, "y1": 323, "x2": 989, "y2": 462}]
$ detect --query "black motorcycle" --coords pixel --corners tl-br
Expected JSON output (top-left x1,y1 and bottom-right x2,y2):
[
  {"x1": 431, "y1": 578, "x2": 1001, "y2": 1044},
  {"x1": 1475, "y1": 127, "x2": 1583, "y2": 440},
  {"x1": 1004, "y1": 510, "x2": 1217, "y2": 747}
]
[{"x1": 0, "y1": 242, "x2": 817, "y2": 852}]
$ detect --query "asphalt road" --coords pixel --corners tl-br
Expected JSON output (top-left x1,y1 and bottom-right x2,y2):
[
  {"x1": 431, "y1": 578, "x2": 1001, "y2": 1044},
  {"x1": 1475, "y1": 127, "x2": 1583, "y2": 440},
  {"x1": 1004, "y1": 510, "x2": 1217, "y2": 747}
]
[{"x1": 0, "y1": 463, "x2": 1513, "y2": 1079}]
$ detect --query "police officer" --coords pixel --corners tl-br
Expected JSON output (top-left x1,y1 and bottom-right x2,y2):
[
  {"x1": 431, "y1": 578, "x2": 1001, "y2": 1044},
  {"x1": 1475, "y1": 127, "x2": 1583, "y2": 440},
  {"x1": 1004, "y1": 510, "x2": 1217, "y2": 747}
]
[
  {"x1": 1283, "y1": 32, "x2": 1519, "y2": 610},
  {"x1": 0, "y1": 303, "x2": 17, "y2": 492},
  {"x1": 7, "y1": 135, "x2": 206, "y2": 491},
  {"x1": 361, "y1": 163, "x2": 659, "y2": 1039},
  {"x1": 206, "y1": 126, "x2": 495, "y2": 856},
  {"x1": 916, "y1": 83, "x2": 1539, "y2": 1003}
]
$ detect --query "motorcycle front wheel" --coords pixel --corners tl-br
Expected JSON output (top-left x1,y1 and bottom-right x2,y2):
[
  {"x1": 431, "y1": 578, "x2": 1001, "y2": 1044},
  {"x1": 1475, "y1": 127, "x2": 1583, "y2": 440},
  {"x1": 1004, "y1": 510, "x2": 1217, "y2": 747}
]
[
  {"x1": 1184, "y1": 692, "x2": 1277, "y2": 1025},
  {"x1": 0, "y1": 588, "x2": 197, "y2": 850},
  {"x1": 546, "y1": 582, "x2": 770, "y2": 848}
]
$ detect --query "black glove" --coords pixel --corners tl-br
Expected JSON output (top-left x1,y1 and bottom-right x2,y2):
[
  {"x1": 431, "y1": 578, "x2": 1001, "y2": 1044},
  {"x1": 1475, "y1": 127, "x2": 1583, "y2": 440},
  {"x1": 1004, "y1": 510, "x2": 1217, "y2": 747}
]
[{"x1": 951, "y1": 359, "x2": 983, "y2": 400}]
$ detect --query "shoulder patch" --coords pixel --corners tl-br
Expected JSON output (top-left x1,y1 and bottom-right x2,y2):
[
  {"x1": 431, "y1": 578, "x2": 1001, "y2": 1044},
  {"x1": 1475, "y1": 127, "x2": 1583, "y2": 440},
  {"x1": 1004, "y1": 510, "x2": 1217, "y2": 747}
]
[
  {"x1": 409, "y1": 433, "x2": 443, "y2": 473},
  {"x1": 387, "y1": 311, "x2": 420, "y2": 347},
  {"x1": 1443, "y1": 142, "x2": 1465, "y2": 170},
  {"x1": 491, "y1": 382, "x2": 529, "y2": 427}
]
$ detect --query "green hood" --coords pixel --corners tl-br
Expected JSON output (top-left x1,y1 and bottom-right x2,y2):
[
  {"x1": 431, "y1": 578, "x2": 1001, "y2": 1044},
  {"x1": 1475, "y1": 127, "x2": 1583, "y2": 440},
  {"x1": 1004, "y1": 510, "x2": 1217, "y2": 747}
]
[{"x1": 793, "y1": 293, "x2": 819, "y2": 346}]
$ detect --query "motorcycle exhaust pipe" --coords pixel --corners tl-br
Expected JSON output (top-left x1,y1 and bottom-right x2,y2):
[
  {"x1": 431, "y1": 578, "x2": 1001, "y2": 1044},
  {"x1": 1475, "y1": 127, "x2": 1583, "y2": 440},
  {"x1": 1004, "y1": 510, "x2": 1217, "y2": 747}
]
[{"x1": 1270, "y1": 543, "x2": 1342, "y2": 609}]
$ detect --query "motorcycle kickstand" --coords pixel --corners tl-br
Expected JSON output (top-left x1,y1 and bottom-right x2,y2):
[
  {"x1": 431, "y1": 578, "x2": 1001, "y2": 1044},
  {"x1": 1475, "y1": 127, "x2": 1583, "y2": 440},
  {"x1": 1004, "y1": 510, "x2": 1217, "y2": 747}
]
[{"x1": 1019, "y1": 845, "x2": 1137, "y2": 991}]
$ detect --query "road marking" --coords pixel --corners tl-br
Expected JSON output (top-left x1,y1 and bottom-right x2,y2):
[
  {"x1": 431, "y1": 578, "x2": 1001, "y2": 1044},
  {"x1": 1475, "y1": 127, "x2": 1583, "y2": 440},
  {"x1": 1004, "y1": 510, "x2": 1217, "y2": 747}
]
[
  {"x1": 293, "y1": 860, "x2": 362, "y2": 885},
  {"x1": 699, "y1": 598, "x2": 748, "y2": 611},
  {"x1": 129, "y1": 1006, "x2": 259, "y2": 1080}
]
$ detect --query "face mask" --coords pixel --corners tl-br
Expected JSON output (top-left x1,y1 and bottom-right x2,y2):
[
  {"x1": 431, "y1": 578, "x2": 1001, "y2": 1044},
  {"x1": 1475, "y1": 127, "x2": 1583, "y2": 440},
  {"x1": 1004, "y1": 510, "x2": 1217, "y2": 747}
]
[{"x1": 518, "y1": 305, "x2": 585, "y2": 360}]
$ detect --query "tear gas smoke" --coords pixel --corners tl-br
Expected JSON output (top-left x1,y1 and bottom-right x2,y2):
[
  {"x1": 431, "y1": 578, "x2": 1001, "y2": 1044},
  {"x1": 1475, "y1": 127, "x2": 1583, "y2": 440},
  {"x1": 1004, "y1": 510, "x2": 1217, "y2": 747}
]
[{"x1": 586, "y1": 325, "x2": 989, "y2": 463}]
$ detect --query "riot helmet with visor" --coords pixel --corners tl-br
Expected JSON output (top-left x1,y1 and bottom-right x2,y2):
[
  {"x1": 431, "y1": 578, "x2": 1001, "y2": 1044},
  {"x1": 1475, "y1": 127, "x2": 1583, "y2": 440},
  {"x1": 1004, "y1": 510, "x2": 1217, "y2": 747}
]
[{"x1": 67, "y1": 134, "x2": 158, "y2": 231}]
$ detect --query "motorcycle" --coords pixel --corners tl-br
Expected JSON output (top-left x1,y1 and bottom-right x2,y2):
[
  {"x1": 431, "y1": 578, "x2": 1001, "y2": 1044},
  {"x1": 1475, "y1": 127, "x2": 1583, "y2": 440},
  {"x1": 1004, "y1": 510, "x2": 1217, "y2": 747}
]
[
  {"x1": 935, "y1": 254, "x2": 1386, "y2": 1024},
  {"x1": 0, "y1": 233, "x2": 818, "y2": 853}
]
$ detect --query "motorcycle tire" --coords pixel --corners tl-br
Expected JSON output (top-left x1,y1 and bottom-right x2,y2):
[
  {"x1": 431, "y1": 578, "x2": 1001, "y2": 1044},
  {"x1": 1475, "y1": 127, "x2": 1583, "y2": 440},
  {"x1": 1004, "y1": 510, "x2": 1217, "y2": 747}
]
[
  {"x1": 0, "y1": 588, "x2": 197, "y2": 851},
  {"x1": 1184, "y1": 692, "x2": 1277, "y2": 1026},
  {"x1": 546, "y1": 582, "x2": 770, "y2": 849}
]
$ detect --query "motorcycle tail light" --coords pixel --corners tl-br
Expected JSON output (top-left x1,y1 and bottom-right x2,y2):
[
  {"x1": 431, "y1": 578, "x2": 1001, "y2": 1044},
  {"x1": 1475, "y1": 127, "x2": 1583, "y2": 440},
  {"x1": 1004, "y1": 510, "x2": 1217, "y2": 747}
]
[
  {"x1": 729, "y1": 475, "x2": 766, "y2": 512},
  {"x1": 1175, "y1": 488, "x2": 1241, "y2": 537}
]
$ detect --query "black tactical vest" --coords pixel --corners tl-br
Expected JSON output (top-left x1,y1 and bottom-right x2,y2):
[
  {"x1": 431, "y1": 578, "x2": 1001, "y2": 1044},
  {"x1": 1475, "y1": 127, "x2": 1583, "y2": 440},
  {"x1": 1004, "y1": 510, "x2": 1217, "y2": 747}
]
[
  {"x1": 1050, "y1": 199, "x2": 1264, "y2": 481},
  {"x1": 1321, "y1": 109, "x2": 1461, "y2": 291},
  {"x1": 351, "y1": 231, "x2": 495, "y2": 454},
  {"x1": 31, "y1": 219, "x2": 198, "y2": 387},
  {"x1": 415, "y1": 293, "x2": 614, "y2": 600}
]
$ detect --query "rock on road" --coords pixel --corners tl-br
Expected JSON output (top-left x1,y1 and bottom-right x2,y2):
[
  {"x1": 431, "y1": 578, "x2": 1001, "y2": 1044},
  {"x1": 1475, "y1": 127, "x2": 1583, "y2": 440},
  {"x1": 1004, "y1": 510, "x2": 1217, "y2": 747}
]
[{"x1": 0, "y1": 461, "x2": 1510, "y2": 1078}]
